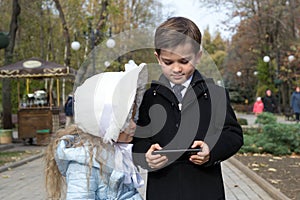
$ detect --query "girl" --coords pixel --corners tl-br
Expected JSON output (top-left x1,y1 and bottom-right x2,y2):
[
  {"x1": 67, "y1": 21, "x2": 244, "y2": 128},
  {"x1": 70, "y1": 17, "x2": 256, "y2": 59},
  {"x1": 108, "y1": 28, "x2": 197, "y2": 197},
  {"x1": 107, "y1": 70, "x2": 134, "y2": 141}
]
[
  {"x1": 45, "y1": 64, "x2": 146, "y2": 200},
  {"x1": 253, "y1": 97, "x2": 264, "y2": 116}
]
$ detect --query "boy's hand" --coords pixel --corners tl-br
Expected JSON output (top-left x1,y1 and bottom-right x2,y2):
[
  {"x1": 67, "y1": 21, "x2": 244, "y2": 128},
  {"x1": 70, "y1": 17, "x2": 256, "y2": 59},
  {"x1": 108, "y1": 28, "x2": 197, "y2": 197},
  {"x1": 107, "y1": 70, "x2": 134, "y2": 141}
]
[
  {"x1": 145, "y1": 144, "x2": 168, "y2": 169},
  {"x1": 189, "y1": 141, "x2": 210, "y2": 165}
]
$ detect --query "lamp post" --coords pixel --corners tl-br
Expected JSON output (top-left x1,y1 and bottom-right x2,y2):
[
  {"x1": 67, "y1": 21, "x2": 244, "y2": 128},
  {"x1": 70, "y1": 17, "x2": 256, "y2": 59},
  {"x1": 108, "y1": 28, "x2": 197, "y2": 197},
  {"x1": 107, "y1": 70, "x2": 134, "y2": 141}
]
[
  {"x1": 106, "y1": 38, "x2": 116, "y2": 49},
  {"x1": 288, "y1": 55, "x2": 295, "y2": 63},
  {"x1": 106, "y1": 27, "x2": 116, "y2": 49},
  {"x1": 237, "y1": 70, "x2": 251, "y2": 112},
  {"x1": 71, "y1": 27, "x2": 116, "y2": 73},
  {"x1": 263, "y1": 55, "x2": 283, "y2": 113},
  {"x1": 236, "y1": 71, "x2": 243, "y2": 105},
  {"x1": 263, "y1": 55, "x2": 270, "y2": 63},
  {"x1": 263, "y1": 55, "x2": 273, "y2": 84},
  {"x1": 71, "y1": 41, "x2": 80, "y2": 51},
  {"x1": 287, "y1": 54, "x2": 295, "y2": 96},
  {"x1": 263, "y1": 55, "x2": 272, "y2": 82}
]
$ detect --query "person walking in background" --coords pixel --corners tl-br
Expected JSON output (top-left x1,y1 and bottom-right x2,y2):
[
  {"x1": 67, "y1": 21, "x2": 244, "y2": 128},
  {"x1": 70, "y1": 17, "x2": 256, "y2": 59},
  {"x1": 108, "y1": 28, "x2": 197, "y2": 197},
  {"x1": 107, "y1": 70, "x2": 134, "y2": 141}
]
[
  {"x1": 290, "y1": 86, "x2": 300, "y2": 123},
  {"x1": 262, "y1": 89, "x2": 277, "y2": 113},
  {"x1": 132, "y1": 16, "x2": 243, "y2": 200},
  {"x1": 44, "y1": 65, "x2": 146, "y2": 200},
  {"x1": 64, "y1": 93, "x2": 74, "y2": 128},
  {"x1": 253, "y1": 97, "x2": 264, "y2": 116}
]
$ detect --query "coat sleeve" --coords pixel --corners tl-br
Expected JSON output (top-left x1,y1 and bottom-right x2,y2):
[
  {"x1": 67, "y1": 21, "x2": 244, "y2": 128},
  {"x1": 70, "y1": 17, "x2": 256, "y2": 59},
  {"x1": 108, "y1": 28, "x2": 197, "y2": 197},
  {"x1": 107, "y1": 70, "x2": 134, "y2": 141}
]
[
  {"x1": 204, "y1": 88, "x2": 243, "y2": 166},
  {"x1": 131, "y1": 90, "x2": 154, "y2": 169}
]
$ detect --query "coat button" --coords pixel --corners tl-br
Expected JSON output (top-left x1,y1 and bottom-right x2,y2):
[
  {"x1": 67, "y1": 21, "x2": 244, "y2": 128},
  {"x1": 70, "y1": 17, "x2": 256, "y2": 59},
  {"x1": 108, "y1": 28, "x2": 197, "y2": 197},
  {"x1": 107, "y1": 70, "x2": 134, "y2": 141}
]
[
  {"x1": 176, "y1": 123, "x2": 179, "y2": 128},
  {"x1": 214, "y1": 160, "x2": 221, "y2": 165}
]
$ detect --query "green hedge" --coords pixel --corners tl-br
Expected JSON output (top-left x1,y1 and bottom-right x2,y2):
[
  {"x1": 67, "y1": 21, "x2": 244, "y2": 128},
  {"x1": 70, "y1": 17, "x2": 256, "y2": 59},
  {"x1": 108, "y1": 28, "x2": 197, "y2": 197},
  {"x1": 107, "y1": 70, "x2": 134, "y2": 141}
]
[
  {"x1": 239, "y1": 112, "x2": 300, "y2": 155},
  {"x1": 255, "y1": 112, "x2": 277, "y2": 125},
  {"x1": 237, "y1": 118, "x2": 248, "y2": 125}
]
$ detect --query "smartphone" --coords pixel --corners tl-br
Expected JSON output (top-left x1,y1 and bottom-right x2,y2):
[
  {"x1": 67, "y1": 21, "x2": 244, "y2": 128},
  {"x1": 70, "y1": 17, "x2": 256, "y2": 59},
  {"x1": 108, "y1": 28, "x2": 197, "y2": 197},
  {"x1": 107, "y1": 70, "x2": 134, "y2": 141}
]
[{"x1": 152, "y1": 148, "x2": 201, "y2": 156}]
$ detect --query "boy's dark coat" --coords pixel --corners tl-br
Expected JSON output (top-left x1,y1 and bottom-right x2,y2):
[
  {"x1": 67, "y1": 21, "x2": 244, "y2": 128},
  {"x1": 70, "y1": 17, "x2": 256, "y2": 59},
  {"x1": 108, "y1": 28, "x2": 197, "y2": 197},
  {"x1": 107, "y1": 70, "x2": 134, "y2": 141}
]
[{"x1": 133, "y1": 70, "x2": 243, "y2": 200}]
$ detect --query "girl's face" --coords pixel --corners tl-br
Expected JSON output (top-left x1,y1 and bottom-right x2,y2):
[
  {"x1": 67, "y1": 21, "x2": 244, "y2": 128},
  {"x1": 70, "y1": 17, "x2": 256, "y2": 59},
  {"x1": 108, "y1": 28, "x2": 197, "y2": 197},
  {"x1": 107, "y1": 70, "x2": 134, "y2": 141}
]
[
  {"x1": 117, "y1": 119, "x2": 136, "y2": 143},
  {"x1": 155, "y1": 43, "x2": 201, "y2": 85}
]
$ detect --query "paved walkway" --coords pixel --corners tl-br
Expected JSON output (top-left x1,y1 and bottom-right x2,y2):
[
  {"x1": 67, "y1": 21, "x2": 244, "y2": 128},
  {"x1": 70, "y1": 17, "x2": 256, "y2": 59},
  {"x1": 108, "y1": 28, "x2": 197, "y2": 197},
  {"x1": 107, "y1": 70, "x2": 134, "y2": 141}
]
[
  {"x1": 0, "y1": 155, "x2": 275, "y2": 200},
  {"x1": 0, "y1": 112, "x2": 293, "y2": 200},
  {"x1": 236, "y1": 112, "x2": 295, "y2": 126}
]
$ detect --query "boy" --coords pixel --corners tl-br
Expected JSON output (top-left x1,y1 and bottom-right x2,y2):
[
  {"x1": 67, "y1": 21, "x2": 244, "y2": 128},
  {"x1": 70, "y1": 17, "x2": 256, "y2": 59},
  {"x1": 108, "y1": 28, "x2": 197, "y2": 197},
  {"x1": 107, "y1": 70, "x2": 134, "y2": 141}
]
[{"x1": 132, "y1": 17, "x2": 243, "y2": 199}]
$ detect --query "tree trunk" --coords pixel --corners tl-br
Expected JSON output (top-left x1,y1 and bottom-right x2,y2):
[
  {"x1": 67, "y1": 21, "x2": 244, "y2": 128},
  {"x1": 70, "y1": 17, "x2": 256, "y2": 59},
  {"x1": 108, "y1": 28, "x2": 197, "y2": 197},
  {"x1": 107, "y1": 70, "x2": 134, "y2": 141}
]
[
  {"x1": 96, "y1": 0, "x2": 109, "y2": 43},
  {"x1": 2, "y1": 0, "x2": 20, "y2": 129},
  {"x1": 53, "y1": 0, "x2": 71, "y2": 67}
]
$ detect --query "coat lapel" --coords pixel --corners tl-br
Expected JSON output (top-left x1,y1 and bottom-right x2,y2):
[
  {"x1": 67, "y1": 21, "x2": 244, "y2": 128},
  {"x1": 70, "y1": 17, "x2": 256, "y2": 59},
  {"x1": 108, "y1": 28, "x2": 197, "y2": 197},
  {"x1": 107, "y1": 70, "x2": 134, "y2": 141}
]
[
  {"x1": 182, "y1": 71, "x2": 210, "y2": 111},
  {"x1": 150, "y1": 70, "x2": 212, "y2": 110},
  {"x1": 152, "y1": 75, "x2": 177, "y2": 104}
]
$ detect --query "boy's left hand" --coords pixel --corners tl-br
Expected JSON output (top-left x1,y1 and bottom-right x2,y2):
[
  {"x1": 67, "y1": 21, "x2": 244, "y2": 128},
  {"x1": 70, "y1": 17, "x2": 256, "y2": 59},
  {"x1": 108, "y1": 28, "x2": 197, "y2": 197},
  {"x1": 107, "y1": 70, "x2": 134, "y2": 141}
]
[{"x1": 189, "y1": 141, "x2": 210, "y2": 165}]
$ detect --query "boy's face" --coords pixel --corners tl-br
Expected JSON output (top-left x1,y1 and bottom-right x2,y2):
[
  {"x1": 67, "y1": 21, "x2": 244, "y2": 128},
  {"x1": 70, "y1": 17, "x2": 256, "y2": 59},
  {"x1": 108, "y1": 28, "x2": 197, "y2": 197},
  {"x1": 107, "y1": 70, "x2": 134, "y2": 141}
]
[{"x1": 155, "y1": 43, "x2": 201, "y2": 85}]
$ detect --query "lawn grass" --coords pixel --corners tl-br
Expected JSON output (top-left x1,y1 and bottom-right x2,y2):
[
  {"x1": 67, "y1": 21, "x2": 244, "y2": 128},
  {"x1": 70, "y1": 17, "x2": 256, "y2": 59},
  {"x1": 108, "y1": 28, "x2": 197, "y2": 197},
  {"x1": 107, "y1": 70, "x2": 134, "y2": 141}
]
[{"x1": 0, "y1": 151, "x2": 35, "y2": 166}]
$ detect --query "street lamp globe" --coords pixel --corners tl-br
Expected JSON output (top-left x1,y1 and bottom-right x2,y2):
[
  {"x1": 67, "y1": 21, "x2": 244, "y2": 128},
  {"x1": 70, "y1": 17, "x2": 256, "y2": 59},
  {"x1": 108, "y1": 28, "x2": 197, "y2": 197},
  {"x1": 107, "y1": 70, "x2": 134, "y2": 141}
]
[
  {"x1": 263, "y1": 55, "x2": 270, "y2": 63},
  {"x1": 236, "y1": 71, "x2": 242, "y2": 77},
  {"x1": 71, "y1": 41, "x2": 81, "y2": 51},
  {"x1": 106, "y1": 38, "x2": 116, "y2": 48},
  {"x1": 288, "y1": 55, "x2": 295, "y2": 62},
  {"x1": 104, "y1": 61, "x2": 110, "y2": 67},
  {"x1": 253, "y1": 71, "x2": 258, "y2": 76}
]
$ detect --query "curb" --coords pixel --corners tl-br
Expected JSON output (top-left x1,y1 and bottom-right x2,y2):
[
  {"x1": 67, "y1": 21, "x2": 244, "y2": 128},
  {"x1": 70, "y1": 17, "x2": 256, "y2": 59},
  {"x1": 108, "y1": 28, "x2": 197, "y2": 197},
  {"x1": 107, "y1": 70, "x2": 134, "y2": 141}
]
[
  {"x1": 0, "y1": 144, "x2": 15, "y2": 151},
  {"x1": 228, "y1": 156, "x2": 291, "y2": 200},
  {"x1": 0, "y1": 151, "x2": 44, "y2": 173}
]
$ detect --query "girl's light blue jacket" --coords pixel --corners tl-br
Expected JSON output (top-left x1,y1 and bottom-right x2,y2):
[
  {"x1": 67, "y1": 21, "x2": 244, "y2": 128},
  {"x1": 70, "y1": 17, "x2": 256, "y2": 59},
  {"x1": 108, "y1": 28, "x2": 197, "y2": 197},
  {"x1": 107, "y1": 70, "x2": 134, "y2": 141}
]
[{"x1": 55, "y1": 135, "x2": 143, "y2": 200}]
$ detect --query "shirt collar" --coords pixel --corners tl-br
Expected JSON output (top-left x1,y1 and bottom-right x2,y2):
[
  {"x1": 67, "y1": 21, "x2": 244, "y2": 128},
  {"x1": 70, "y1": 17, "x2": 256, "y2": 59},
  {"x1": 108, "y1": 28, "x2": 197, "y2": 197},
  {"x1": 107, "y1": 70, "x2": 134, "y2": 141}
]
[{"x1": 170, "y1": 75, "x2": 193, "y2": 88}]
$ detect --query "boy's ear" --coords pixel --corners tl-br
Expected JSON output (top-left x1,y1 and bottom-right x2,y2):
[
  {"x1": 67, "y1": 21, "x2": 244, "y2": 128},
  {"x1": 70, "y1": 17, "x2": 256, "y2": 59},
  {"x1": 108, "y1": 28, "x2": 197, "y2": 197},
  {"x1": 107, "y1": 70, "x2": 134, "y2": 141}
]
[
  {"x1": 154, "y1": 51, "x2": 161, "y2": 64},
  {"x1": 195, "y1": 49, "x2": 202, "y2": 64}
]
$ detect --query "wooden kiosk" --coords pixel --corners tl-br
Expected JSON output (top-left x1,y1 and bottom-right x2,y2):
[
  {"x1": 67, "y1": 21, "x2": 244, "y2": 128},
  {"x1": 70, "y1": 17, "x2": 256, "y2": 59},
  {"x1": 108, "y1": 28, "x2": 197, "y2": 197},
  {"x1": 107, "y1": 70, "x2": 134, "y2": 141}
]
[{"x1": 0, "y1": 58, "x2": 76, "y2": 144}]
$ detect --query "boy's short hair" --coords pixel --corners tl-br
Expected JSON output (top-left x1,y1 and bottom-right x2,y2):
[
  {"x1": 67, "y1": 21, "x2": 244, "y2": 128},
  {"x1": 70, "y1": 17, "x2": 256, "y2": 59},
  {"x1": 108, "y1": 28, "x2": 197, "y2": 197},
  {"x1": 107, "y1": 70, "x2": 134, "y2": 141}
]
[{"x1": 154, "y1": 17, "x2": 202, "y2": 55}]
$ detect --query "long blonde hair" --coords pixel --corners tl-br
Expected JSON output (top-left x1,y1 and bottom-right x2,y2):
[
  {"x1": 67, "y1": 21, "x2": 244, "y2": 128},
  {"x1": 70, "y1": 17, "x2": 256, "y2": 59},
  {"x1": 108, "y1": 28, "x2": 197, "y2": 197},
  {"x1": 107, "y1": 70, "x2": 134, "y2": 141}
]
[{"x1": 44, "y1": 124, "x2": 112, "y2": 199}]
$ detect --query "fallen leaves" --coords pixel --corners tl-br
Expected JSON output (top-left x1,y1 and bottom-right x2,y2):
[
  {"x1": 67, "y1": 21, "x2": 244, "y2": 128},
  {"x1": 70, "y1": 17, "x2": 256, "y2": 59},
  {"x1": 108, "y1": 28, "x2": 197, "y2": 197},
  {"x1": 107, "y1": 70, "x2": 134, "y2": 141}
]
[
  {"x1": 0, "y1": 151, "x2": 38, "y2": 167},
  {"x1": 267, "y1": 168, "x2": 277, "y2": 172},
  {"x1": 268, "y1": 178, "x2": 282, "y2": 184},
  {"x1": 235, "y1": 153, "x2": 300, "y2": 199},
  {"x1": 251, "y1": 163, "x2": 260, "y2": 167}
]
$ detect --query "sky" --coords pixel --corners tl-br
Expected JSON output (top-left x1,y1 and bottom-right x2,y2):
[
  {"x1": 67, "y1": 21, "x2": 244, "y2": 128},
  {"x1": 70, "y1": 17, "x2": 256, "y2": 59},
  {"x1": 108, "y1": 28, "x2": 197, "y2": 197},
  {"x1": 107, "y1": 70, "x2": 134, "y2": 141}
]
[{"x1": 160, "y1": 0, "x2": 239, "y2": 39}]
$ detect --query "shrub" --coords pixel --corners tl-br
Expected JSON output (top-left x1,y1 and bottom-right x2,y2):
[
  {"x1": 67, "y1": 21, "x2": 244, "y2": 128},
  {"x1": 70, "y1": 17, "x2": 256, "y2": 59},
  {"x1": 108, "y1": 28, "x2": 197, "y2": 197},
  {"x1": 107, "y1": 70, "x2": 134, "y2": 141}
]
[
  {"x1": 259, "y1": 123, "x2": 300, "y2": 155},
  {"x1": 239, "y1": 134, "x2": 262, "y2": 154},
  {"x1": 243, "y1": 127, "x2": 262, "y2": 135},
  {"x1": 255, "y1": 112, "x2": 277, "y2": 125},
  {"x1": 239, "y1": 123, "x2": 300, "y2": 155},
  {"x1": 237, "y1": 118, "x2": 248, "y2": 125}
]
